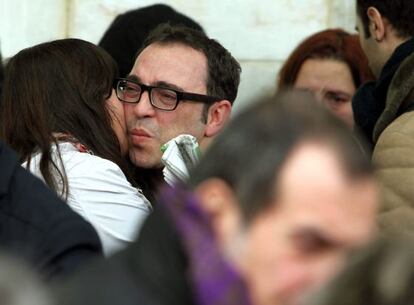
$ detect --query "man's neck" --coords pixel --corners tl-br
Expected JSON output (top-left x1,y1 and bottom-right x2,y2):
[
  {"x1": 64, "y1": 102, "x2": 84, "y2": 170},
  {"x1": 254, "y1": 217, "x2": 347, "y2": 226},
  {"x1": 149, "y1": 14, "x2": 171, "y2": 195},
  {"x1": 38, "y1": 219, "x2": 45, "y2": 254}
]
[{"x1": 380, "y1": 34, "x2": 412, "y2": 75}]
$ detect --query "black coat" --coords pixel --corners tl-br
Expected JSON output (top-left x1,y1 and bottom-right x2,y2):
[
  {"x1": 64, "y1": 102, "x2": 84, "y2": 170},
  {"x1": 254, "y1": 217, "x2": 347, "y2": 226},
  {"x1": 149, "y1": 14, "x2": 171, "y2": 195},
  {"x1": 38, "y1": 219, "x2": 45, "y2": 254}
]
[
  {"x1": 0, "y1": 141, "x2": 102, "y2": 280},
  {"x1": 56, "y1": 206, "x2": 194, "y2": 305}
]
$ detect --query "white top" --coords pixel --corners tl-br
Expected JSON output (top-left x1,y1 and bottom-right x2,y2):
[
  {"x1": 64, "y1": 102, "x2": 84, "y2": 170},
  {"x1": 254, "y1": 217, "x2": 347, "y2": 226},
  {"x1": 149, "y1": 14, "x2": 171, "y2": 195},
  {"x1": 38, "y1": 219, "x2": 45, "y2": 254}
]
[{"x1": 23, "y1": 142, "x2": 152, "y2": 256}]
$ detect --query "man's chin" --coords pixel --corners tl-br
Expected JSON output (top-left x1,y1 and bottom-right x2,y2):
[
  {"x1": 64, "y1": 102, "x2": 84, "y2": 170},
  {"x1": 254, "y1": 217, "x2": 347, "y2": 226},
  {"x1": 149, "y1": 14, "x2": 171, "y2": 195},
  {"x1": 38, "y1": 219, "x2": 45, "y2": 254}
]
[{"x1": 128, "y1": 151, "x2": 161, "y2": 169}]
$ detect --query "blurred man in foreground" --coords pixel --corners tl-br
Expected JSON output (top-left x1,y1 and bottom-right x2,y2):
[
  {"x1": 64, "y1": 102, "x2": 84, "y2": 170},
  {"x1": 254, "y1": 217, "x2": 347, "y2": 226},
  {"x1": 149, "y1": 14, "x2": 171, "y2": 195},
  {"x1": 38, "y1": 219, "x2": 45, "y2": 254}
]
[{"x1": 58, "y1": 91, "x2": 378, "y2": 305}]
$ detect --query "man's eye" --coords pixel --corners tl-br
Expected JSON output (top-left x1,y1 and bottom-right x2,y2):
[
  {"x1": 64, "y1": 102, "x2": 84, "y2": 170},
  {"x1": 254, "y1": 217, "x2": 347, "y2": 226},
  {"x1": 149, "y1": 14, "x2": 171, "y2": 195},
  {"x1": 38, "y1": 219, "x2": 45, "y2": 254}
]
[
  {"x1": 161, "y1": 93, "x2": 175, "y2": 100},
  {"x1": 156, "y1": 89, "x2": 177, "y2": 102},
  {"x1": 126, "y1": 86, "x2": 138, "y2": 92},
  {"x1": 324, "y1": 93, "x2": 349, "y2": 105},
  {"x1": 294, "y1": 234, "x2": 332, "y2": 254}
]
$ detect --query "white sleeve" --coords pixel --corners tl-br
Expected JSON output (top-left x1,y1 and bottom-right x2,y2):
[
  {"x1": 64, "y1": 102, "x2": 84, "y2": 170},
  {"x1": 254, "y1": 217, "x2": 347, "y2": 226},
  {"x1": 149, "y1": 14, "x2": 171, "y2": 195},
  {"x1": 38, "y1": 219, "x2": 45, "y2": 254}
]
[{"x1": 66, "y1": 156, "x2": 152, "y2": 256}]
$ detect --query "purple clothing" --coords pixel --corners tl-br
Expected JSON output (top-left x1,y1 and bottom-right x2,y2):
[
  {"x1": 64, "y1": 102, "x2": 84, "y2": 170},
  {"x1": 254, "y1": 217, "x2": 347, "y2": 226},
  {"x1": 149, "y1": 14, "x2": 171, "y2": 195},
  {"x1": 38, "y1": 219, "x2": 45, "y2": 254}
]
[{"x1": 160, "y1": 184, "x2": 252, "y2": 305}]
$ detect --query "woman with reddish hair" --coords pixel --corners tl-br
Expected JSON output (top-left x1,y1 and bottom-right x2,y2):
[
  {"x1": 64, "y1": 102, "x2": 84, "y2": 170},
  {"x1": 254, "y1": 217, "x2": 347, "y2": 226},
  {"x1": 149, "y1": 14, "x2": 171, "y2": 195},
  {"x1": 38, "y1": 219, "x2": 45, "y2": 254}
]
[{"x1": 277, "y1": 28, "x2": 374, "y2": 127}]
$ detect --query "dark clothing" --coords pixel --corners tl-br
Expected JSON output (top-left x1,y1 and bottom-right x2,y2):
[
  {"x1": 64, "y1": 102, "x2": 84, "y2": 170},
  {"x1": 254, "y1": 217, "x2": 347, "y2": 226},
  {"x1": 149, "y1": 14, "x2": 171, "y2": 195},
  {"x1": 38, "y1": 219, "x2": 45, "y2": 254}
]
[
  {"x1": 352, "y1": 38, "x2": 414, "y2": 235},
  {"x1": 56, "y1": 185, "x2": 251, "y2": 305},
  {"x1": 0, "y1": 141, "x2": 102, "y2": 280},
  {"x1": 353, "y1": 38, "x2": 414, "y2": 146},
  {"x1": 132, "y1": 166, "x2": 164, "y2": 205},
  {"x1": 58, "y1": 205, "x2": 194, "y2": 305}
]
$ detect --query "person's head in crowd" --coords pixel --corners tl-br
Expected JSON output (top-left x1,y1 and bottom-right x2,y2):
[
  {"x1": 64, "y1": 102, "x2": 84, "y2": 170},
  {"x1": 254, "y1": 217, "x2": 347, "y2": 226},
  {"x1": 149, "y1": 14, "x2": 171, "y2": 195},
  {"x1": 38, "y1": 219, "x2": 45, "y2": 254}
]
[
  {"x1": 53, "y1": 91, "x2": 378, "y2": 305},
  {"x1": 278, "y1": 29, "x2": 374, "y2": 128},
  {"x1": 186, "y1": 90, "x2": 378, "y2": 305},
  {"x1": 355, "y1": 0, "x2": 414, "y2": 77},
  {"x1": 0, "y1": 254, "x2": 52, "y2": 305},
  {"x1": 120, "y1": 23, "x2": 241, "y2": 169},
  {"x1": 307, "y1": 236, "x2": 414, "y2": 305},
  {"x1": 99, "y1": 4, "x2": 204, "y2": 78},
  {"x1": 0, "y1": 38, "x2": 129, "y2": 196}
]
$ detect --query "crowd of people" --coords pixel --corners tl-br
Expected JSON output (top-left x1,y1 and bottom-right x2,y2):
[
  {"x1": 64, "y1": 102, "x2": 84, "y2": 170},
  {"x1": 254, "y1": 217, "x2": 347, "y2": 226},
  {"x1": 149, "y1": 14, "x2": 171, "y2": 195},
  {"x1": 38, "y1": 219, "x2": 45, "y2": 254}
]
[{"x1": 0, "y1": 1, "x2": 413, "y2": 305}]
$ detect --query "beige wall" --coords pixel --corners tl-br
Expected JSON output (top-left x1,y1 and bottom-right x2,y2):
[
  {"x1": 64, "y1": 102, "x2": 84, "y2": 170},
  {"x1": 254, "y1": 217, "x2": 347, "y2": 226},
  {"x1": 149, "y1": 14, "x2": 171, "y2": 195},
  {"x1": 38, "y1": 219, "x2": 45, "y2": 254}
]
[{"x1": 0, "y1": 0, "x2": 356, "y2": 113}]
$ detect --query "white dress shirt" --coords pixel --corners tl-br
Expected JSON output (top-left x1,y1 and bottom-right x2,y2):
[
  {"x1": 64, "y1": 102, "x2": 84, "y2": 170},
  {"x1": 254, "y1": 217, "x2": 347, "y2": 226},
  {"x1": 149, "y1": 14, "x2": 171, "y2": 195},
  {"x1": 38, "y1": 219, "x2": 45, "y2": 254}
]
[{"x1": 23, "y1": 142, "x2": 152, "y2": 256}]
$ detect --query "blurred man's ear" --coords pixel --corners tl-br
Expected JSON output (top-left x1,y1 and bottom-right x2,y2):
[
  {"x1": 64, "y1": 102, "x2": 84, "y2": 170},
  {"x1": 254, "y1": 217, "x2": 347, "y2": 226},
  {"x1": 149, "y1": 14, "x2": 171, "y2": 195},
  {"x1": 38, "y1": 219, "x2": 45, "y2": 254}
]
[
  {"x1": 367, "y1": 7, "x2": 386, "y2": 42},
  {"x1": 204, "y1": 100, "x2": 232, "y2": 138},
  {"x1": 194, "y1": 178, "x2": 241, "y2": 247}
]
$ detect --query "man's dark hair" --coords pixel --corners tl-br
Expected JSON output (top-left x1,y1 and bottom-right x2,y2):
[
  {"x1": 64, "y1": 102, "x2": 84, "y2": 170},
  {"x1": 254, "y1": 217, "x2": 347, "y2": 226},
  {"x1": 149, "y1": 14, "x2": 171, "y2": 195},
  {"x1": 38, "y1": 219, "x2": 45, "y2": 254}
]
[
  {"x1": 357, "y1": 0, "x2": 414, "y2": 38},
  {"x1": 189, "y1": 90, "x2": 372, "y2": 222},
  {"x1": 139, "y1": 23, "x2": 241, "y2": 107}
]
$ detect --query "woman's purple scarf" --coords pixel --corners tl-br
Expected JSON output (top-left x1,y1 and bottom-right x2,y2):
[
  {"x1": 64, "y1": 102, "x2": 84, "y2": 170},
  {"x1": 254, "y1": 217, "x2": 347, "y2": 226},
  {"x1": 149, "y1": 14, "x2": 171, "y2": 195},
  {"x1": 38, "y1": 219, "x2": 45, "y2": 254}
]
[{"x1": 160, "y1": 184, "x2": 252, "y2": 305}]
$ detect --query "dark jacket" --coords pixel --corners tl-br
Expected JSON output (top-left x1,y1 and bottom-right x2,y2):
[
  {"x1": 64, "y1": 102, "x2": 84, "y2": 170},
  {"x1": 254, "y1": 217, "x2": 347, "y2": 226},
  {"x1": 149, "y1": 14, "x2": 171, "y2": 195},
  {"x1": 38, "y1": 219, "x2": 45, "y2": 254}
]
[
  {"x1": 0, "y1": 141, "x2": 102, "y2": 280},
  {"x1": 55, "y1": 185, "x2": 251, "y2": 305},
  {"x1": 353, "y1": 38, "x2": 414, "y2": 235},
  {"x1": 353, "y1": 38, "x2": 414, "y2": 147},
  {"x1": 57, "y1": 205, "x2": 194, "y2": 305}
]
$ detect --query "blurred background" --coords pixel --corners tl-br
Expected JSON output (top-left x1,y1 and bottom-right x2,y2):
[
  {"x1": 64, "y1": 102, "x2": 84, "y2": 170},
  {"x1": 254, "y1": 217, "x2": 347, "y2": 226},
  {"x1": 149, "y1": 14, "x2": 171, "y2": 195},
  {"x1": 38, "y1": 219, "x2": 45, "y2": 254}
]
[{"x1": 0, "y1": 0, "x2": 356, "y2": 113}]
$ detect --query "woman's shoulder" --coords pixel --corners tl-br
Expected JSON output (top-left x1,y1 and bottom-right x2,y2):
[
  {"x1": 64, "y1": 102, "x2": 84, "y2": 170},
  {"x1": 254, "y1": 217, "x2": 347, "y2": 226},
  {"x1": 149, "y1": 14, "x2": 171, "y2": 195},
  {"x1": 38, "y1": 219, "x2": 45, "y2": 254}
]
[{"x1": 58, "y1": 143, "x2": 125, "y2": 176}]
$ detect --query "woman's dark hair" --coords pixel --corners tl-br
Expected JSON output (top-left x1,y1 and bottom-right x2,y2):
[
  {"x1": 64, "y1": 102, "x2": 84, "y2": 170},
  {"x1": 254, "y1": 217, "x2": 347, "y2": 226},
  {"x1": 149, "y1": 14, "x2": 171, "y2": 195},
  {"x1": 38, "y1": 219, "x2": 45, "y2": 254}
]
[
  {"x1": 277, "y1": 28, "x2": 374, "y2": 90},
  {"x1": 0, "y1": 38, "x2": 131, "y2": 197}
]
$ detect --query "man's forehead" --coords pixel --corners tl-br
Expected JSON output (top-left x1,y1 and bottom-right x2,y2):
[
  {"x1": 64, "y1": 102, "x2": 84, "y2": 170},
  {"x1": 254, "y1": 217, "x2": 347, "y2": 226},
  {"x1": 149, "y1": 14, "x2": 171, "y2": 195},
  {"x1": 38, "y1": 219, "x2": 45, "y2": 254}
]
[
  {"x1": 269, "y1": 143, "x2": 376, "y2": 243},
  {"x1": 134, "y1": 42, "x2": 207, "y2": 68},
  {"x1": 130, "y1": 42, "x2": 208, "y2": 93},
  {"x1": 278, "y1": 142, "x2": 347, "y2": 195},
  {"x1": 275, "y1": 143, "x2": 374, "y2": 219}
]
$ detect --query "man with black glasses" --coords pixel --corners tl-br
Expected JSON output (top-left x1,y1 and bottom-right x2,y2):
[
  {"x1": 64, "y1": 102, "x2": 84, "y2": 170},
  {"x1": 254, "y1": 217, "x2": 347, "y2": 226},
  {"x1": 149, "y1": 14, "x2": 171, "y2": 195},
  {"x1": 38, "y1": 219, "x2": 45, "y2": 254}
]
[{"x1": 117, "y1": 24, "x2": 241, "y2": 201}]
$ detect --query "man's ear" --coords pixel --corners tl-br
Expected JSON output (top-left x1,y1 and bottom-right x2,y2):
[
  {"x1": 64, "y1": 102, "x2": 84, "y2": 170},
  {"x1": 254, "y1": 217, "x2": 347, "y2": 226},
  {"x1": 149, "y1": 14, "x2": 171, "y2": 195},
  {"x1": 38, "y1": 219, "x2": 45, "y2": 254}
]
[
  {"x1": 367, "y1": 7, "x2": 386, "y2": 42},
  {"x1": 204, "y1": 100, "x2": 232, "y2": 138},
  {"x1": 194, "y1": 178, "x2": 241, "y2": 246}
]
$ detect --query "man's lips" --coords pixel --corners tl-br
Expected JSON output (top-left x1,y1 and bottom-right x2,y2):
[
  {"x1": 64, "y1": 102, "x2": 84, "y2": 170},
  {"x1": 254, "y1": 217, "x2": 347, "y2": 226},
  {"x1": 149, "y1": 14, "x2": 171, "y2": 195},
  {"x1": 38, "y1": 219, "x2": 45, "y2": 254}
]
[
  {"x1": 129, "y1": 129, "x2": 152, "y2": 144},
  {"x1": 130, "y1": 128, "x2": 152, "y2": 137}
]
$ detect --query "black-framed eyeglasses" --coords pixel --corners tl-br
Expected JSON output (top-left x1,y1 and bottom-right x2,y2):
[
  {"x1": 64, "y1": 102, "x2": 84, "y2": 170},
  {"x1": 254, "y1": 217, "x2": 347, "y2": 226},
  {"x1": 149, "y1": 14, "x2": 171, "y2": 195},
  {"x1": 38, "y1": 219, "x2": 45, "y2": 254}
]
[{"x1": 115, "y1": 78, "x2": 222, "y2": 111}]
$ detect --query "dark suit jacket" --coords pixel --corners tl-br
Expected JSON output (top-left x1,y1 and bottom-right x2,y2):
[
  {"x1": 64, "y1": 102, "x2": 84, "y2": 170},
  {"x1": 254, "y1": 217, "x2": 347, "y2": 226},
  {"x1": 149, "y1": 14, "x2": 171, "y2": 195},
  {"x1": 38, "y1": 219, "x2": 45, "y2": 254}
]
[
  {"x1": 56, "y1": 205, "x2": 194, "y2": 305},
  {"x1": 0, "y1": 141, "x2": 102, "y2": 280}
]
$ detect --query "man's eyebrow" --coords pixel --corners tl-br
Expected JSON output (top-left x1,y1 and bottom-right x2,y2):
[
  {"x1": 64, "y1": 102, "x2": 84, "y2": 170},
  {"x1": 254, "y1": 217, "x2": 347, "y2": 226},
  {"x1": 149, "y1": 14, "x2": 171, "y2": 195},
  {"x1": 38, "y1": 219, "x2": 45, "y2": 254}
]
[
  {"x1": 126, "y1": 74, "x2": 141, "y2": 83},
  {"x1": 290, "y1": 226, "x2": 342, "y2": 249},
  {"x1": 153, "y1": 81, "x2": 185, "y2": 92},
  {"x1": 324, "y1": 89, "x2": 353, "y2": 99},
  {"x1": 124, "y1": 76, "x2": 186, "y2": 92}
]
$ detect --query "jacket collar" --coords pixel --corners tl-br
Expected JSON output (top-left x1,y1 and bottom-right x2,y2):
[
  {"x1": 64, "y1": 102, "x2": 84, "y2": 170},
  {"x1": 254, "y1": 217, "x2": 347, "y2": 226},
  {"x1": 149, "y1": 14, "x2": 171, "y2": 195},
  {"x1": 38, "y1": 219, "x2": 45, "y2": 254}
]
[
  {"x1": 380, "y1": 37, "x2": 414, "y2": 83},
  {"x1": 353, "y1": 38, "x2": 414, "y2": 145},
  {"x1": 373, "y1": 38, "x2": 414, "y2": 141},
  {"x1": 0, "y1": 141, "x2": 19, "y2": 196},
  {"x1": 160, "y1": 184, "x2": 252, "y2": 305}
]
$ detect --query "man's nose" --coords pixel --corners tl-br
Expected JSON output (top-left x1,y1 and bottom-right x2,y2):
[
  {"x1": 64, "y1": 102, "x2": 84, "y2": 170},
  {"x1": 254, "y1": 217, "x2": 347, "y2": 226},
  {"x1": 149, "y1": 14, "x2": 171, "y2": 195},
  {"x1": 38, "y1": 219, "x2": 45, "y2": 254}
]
[
  {"x1": 277, "y1": 263, "x2": 314, "y2": 299},
  {"x1": 314, "y1": 88, "x2": 326, "y2": 104},
  {"x1": 133, "y1": 90, "x2": 156, "y2": 117}
]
